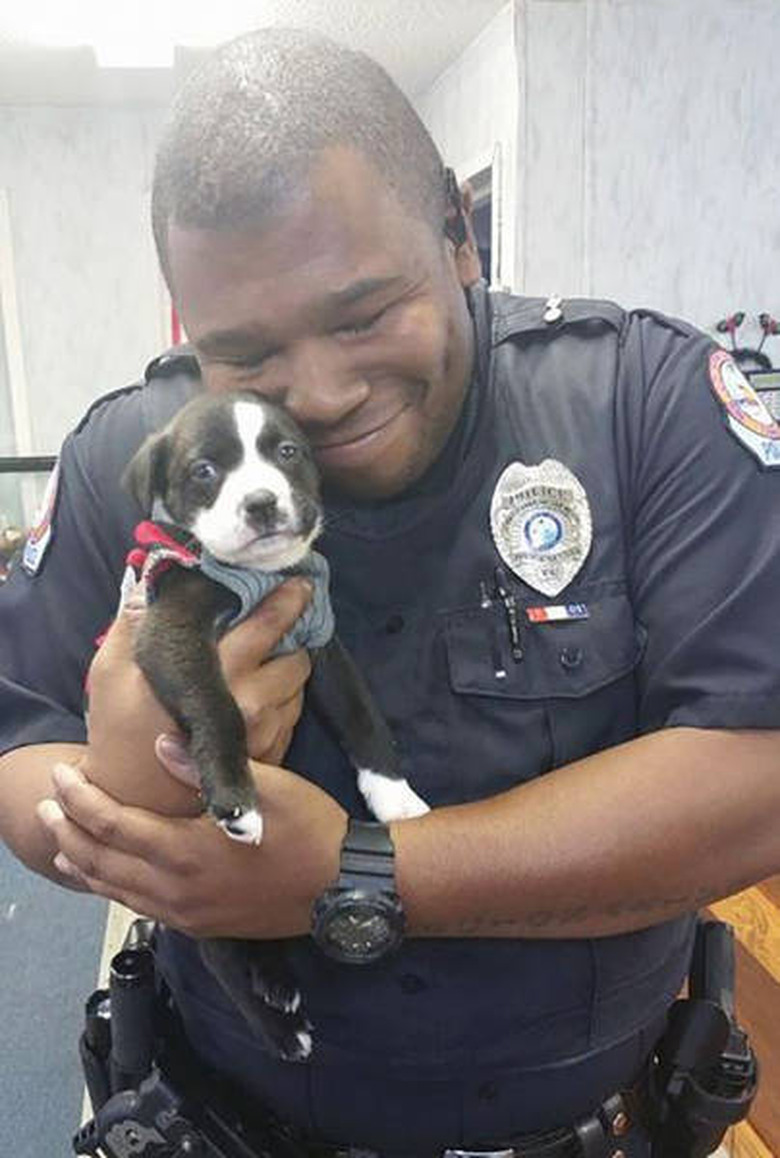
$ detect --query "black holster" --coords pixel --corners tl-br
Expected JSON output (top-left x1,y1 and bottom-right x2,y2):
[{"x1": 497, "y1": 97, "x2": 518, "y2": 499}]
[{"x1": 649, "y1": 918, "x2": 759, "y2": 1157}]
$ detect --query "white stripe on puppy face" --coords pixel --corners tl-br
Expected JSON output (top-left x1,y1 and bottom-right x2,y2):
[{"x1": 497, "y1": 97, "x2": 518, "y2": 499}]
[{"x1": 192, "y1": 400, "x2": 297, "y2": 564}]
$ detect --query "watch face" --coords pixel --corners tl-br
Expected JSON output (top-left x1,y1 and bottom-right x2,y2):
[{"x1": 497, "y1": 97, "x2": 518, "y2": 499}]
[{"x1": 315, "y1": 893, "x2": 403, "y2": 964}]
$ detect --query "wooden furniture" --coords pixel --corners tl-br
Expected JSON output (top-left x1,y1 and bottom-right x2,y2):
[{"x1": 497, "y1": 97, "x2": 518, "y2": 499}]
[{"x1": 709, "y1": 879, "x2": 780, "y2": 1156}]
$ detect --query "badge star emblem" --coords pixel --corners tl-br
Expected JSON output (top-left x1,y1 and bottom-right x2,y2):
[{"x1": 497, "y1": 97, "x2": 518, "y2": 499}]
[{"x1": 489, "y1": 460, "x2": 593, "y2": 597}]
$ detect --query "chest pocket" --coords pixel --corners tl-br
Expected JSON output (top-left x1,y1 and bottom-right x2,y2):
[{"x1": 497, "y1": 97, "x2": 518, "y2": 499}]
[{"x1": 442, "y1": 590, "x2": 644, "y2": 797}]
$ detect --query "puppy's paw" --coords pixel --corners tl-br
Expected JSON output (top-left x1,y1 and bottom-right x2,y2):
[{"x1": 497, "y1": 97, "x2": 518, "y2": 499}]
[
  {"x1": 258, "y1": 1009, "x2": 314, "y2": 1062},
  {"x1": 358, "y1": 769, "x2": 430, "y2": 821},
  {"x1": 254, "y1": 976, "x2": 302, "y2": 1015},
  {"x1": 215, "y1": 805, "x2": 264, "y2": 845},
  {"x1": 281, "y1": 1027, "x2": 313, "y2": 1063}
]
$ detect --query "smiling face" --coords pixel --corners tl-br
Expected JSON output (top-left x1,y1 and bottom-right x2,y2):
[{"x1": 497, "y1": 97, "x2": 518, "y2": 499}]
[{"x1": 165, "y1": 146, "x2": 475, "y2": 501}]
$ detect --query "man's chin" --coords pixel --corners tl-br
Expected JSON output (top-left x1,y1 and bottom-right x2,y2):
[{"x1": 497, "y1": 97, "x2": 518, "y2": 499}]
[{"x1": 321, "y1": 457, "x2": 428, "y2": 504}]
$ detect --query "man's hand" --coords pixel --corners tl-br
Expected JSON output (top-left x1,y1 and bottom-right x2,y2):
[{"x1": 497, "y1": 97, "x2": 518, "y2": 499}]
[
  {"x1": 84, "y1": 577, "x2": 313, "y2": 816},
  {"x1": 37, "y1": 759, "x2": 346, "y2": 939}
]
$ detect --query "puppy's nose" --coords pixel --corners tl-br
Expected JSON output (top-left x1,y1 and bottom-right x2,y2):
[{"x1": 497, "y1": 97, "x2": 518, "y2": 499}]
[{"x1": 242, "y1": 489, "x2": 278, "y2": 526}]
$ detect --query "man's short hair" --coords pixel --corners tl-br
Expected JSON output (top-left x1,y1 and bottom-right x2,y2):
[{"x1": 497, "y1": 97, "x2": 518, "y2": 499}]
[{"x1": 151, "y1": 27, "x2": 448, "y2": 285}]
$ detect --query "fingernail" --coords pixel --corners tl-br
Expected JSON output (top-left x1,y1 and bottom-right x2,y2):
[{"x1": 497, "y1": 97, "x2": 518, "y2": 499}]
[
  {"x1": 155, "y1": 734, "x2": 200, "y2": 785},
  {"x1": 37, "y1": 799, "x2": 65, "y2": 827},
  {"x1": 52, "y1": 762, "x2": 84, "y2": 790},
  {"x1": 125, "y1": 581, "x2": 147, "y2": 611},
  {"x1": 54, "y1": 852, "x2": 76, "y2": 876}
]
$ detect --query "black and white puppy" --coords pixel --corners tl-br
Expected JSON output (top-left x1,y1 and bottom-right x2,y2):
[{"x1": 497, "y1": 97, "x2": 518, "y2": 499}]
[{"x1": 122, "y1": 390, "x2": 428, "y2": 1060}]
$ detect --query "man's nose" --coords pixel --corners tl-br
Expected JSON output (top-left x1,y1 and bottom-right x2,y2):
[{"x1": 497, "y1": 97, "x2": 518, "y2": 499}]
[{"x1": 282, "y1": 340, "x2": 369, "y2": 426}]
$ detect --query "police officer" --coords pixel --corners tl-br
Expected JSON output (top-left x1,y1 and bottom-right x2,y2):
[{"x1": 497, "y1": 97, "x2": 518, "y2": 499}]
[{"x1": 1, "y1": 28, "x2": 779, "y2": 1158}]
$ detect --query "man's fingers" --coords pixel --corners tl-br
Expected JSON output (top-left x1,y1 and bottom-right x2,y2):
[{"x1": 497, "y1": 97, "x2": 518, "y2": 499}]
[
  {"x1": 234, "y1": 651, "x2": 311, "y2": 723},
  {"x1": 155, "y1": 734, "x2": 201, "y2": 787},
  {"x1": 219, "y1": 578, "x2": 313, "y2": 673},
  {"x1": 37, "y1": 795, "x2": 164, "y2": 902},
  {"x1": 42, "y1": 762, "x2": 178, "y2": 863}
]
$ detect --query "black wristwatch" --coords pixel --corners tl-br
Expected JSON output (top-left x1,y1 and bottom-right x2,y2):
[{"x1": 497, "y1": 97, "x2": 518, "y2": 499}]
[{"x1": 311, "y1": 819, "x2": 405, "y2": 964}]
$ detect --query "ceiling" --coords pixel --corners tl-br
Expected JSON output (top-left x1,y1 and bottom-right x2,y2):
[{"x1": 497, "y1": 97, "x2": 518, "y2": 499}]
[{"x1": 0, "y1": 0, "x2": 508, "y2": 105}]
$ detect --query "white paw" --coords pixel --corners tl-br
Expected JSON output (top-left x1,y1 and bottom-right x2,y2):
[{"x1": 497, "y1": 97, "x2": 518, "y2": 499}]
[
  {"x1": 262, "y1": 985, "x2": 301, "y2": 1014},
  {"x1": 357, "y1": 769, "x2": 430, "y2": 821},
  {"x1": 217, "y1": 807, "x2": 263, "y2": 845},
  {"x1": 281, "y1": 1029, "x2": 312, "y2": 1062}
]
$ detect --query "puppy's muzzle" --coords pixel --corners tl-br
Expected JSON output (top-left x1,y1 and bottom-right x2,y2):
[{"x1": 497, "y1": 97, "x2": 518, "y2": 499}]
[{"x1": 242, "y1": 489, "x2": 283, "y2": 535}]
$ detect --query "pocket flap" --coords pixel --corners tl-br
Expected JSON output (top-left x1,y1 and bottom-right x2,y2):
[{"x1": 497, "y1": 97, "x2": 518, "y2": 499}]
[{"x1": 445, "y1": 591, "x2": 641, "y2": 700}]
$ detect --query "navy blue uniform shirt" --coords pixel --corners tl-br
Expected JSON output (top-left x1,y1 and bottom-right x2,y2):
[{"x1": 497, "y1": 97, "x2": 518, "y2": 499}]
[{"x1": 2, "y1": 286, "x2": 779, "y2": 1149}]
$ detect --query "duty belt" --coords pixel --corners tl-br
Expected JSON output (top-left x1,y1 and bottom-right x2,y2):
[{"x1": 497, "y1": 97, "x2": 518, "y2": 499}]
[{"x1": 308, "y1": 1086, "x2": 645, "y2": 1158}]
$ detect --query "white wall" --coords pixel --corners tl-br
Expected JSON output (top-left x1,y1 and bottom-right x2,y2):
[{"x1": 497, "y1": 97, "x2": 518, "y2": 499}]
[
  {"x1": 418, "y1": 0, "x2": 780, "y2": 347},
  {"x1": 0, "y1": 106, "x2": 169, "y2": 455},
  {"x1": 416, "y1": 2, "x2": 519, "y2": 290},
  {"x1": 518, "y1": 0, "x2": 780, "y2": 341}
]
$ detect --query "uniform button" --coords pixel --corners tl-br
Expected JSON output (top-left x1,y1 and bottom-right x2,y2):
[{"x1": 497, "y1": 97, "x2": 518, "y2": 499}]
[
  {"x1": 559, "y1": 646, "x2": 583, "y2": 670},
  {"x1": 384, "y1": 614, "x2": 405, "y2": 634},
  {"x1": 399, "y1": 973, "x2": 427, "y2": 994},
  {"x1": 543, "y1": 294, "x2": 564, "y2": 323},
  {"x1": 477, "y1": 1081, "x2": 499, "y2": 1101}
]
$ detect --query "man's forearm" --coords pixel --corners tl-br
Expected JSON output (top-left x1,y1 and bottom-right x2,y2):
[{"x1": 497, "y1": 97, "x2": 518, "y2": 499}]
[
  {"x1": 0, "y1": 743, "x2": 88, "y2": 885},
  {"x1": 393, "y1": 726, "x2": 780, "y2": 939}
]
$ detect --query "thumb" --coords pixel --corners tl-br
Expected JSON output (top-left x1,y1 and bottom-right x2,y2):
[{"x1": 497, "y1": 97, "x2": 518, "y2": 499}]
[
  {"x1": 106, "y1": 573, "x2": 147, "y2": 647},
  {"x1": 86, "y1": 577, "x2": 147, "y2": 692},
  {"x1": 155, "y1": 733, "x2": 201, "y2": 789}
]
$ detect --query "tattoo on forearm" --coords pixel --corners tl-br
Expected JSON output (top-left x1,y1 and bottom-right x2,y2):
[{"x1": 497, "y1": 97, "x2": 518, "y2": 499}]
[{"x1": 418, "y1": 873, "x2": 755, "y2": 937}]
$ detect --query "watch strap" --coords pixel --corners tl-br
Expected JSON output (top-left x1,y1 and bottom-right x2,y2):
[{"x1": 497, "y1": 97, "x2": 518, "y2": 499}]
[{"x1": 337, "y1": 819, "x2": 396, "y2": 892}]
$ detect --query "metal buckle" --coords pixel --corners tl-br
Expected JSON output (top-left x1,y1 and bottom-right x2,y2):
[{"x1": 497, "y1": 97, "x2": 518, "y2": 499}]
[{"x1": 443, "y1": 1151, "x2": 515, "y2": 1158}]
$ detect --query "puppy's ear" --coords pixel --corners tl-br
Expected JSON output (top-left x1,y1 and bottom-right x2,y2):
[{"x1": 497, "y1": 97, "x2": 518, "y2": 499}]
[{"x1": 122, "y1": 431, "x2": 170, "y2": 513}]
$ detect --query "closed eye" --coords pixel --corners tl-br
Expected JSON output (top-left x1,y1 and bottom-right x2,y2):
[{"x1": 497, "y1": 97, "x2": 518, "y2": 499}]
[
  {"x1": 220, "y1": 352, "x2": 271, "y2": 371},
  {"x1": 335, "y1": 306, "x2": 389, "y2": 339}
]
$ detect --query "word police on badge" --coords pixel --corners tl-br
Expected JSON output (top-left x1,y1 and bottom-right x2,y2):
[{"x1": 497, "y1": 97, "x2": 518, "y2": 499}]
[{"x1": 490, "y1": 459, "x2": 592, "y2": 598}]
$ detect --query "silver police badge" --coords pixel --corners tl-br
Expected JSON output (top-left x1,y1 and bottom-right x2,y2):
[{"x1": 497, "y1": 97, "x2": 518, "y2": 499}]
[{"x1": 490, "y1": 460, "x2": 592, "y2": 597}]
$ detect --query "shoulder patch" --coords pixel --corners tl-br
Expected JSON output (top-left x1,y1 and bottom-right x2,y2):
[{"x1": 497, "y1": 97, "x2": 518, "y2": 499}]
[
  {"x1": 22, "y1": 460, "x2": 61, "y2": 575},
  {"x1": 709, "y1": 348, "x2": 780, "y2": 468}
]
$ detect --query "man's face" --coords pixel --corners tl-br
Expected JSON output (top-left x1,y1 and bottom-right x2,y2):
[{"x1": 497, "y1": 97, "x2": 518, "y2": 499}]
[{"x1": 165, "y1": 147, "x2": 475, "y2": 501}]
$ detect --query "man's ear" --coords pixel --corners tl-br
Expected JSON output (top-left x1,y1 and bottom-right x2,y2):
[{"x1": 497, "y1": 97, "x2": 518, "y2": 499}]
[
  {"x1": 444, "y1": 169, "x2": 483, "y2": 288},
  {"x1": 452, "y1": 179, "x2": 483, "y2": 288},
  {"x1": 121, "y1": 431, "x2": 170, "y2": 513}
]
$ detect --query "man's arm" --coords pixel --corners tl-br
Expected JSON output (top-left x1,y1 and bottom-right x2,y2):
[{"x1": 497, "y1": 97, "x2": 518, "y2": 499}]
[
  {"x1": 0, "y1": 742, "x2": 89, "y2": 884},
  {"x1": 34, "y1": 721, "x2": 780, "y2": 941},
  {"x1": 393, "y1": 725, "x2": 780, "y2": 938}
]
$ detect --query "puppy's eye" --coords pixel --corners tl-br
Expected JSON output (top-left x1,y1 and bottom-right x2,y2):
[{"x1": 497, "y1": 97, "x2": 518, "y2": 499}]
[
  {"x1": 190, "y1": 459, "x2": 219, "y2": 482},
  {"x1": 277, "y1": 442, "x2": 300, "y2": 462}
]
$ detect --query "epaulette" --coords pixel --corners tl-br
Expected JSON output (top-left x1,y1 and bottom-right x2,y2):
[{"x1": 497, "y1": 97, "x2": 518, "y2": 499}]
[
  {"x1": 144, "y1": 346, "x2": 201, "y2": 382},
  {"x1": 492, "y1": 293, "x2": 627, "y2": 345}
]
